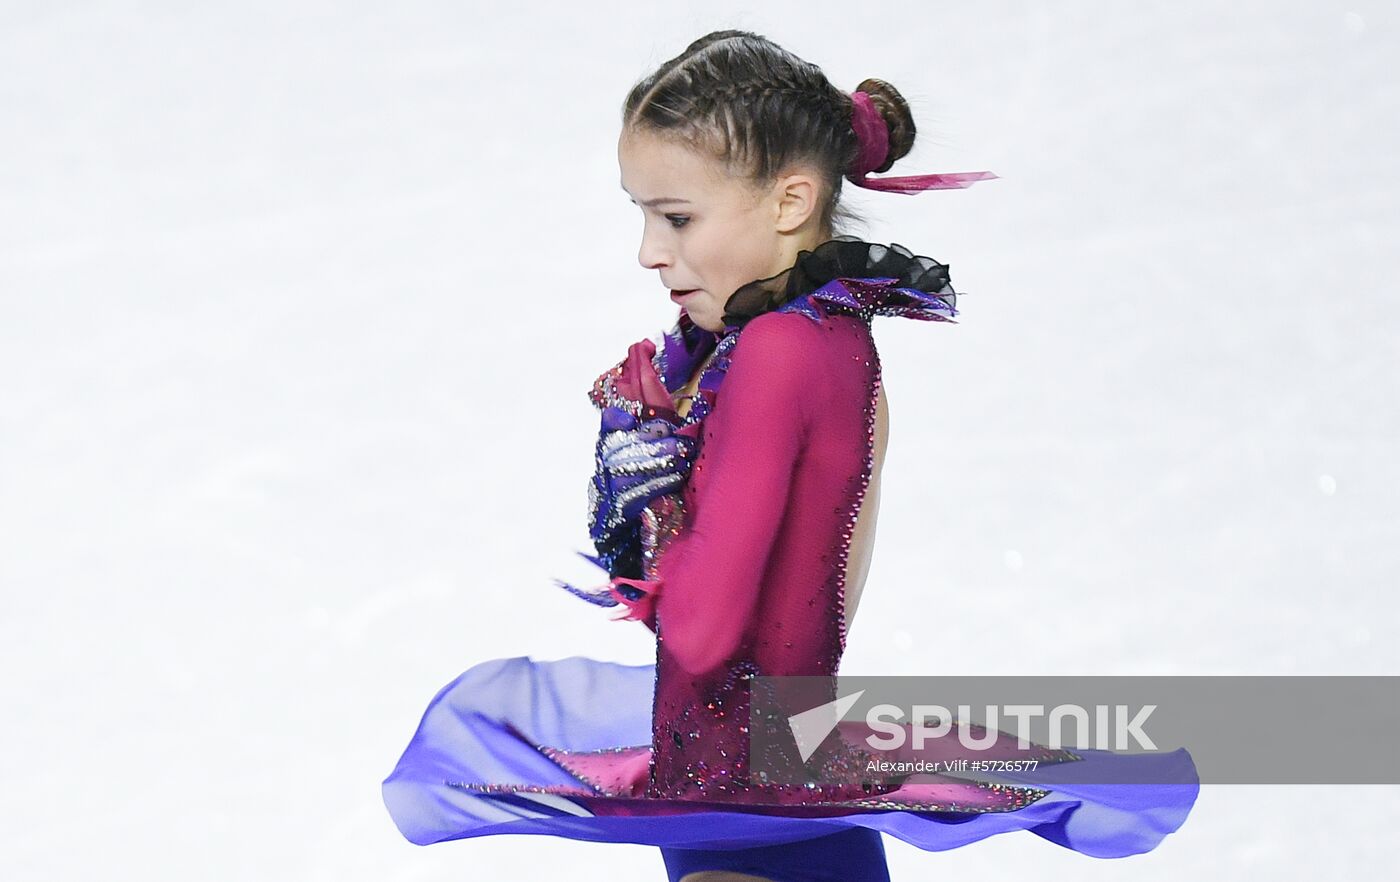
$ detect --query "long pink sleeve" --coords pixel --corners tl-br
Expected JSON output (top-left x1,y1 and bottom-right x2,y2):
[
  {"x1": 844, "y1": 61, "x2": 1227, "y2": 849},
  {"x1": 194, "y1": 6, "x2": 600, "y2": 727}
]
[{"x1": 654, "y1": 311, "x2": 819, "y2": 675}]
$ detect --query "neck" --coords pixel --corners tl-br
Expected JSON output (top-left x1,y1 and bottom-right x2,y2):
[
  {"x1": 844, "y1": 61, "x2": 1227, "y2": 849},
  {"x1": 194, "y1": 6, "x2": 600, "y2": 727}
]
[{"x1": 770, "y1": 227, "x2": 831, "y2": 278}]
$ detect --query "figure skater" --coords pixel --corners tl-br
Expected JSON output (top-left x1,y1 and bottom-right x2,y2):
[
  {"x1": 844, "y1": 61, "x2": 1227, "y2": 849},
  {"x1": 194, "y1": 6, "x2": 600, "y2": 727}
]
[{"x1": 382, "y1": 29, "x2": 1198, "y2": 882}]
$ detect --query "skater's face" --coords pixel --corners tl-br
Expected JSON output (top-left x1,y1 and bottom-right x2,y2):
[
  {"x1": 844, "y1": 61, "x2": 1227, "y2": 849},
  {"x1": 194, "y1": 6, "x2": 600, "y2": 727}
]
[{"x1": 618, "y1": 128, "x2": 823, "y2": 333}]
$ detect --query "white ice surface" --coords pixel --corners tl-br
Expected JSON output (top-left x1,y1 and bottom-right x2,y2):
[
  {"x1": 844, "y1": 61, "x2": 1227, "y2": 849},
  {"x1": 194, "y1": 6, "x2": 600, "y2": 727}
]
[{"x1": 2, "y1": 1, "x2": 1396, "y2": 879}]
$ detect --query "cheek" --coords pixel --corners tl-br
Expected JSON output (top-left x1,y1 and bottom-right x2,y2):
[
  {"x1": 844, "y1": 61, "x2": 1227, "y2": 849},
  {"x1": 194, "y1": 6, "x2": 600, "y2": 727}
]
[
  {"x1": 688, "y1": 230, "x2": 725, "y2": 276},
  {"x1": 694, "y1": 232, "x2": 747, "y2": 293}
]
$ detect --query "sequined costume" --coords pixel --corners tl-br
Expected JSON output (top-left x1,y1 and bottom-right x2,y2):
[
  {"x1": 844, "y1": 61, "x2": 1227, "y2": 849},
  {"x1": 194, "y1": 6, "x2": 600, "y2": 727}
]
[{"x1": 381, "y1": 238, "x2": 1199, "y2": 872}]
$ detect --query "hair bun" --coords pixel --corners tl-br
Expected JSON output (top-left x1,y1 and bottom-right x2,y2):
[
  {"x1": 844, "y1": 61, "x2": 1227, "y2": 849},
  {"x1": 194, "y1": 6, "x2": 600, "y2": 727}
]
[{"x1": 853, "y1": 78, "x2": 917, "y2": 173}]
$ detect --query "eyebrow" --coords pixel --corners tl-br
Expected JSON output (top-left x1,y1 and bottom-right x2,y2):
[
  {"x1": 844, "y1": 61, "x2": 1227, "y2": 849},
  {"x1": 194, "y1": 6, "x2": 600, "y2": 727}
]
[{"x1": 620, "y1": 186, "x2": 692, "y2": 207}]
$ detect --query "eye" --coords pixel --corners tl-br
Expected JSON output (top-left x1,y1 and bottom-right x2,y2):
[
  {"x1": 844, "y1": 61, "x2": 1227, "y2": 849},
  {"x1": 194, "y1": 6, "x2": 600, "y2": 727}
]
[{"x1": 665, "y1": 214, "x2": 690, "y2": 229}]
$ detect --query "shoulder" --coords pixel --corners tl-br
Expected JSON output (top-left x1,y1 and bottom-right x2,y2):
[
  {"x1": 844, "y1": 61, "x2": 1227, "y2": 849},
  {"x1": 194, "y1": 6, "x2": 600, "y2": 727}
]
[
  {"x1": 731, "y1": 308, "x2": 870, "y2": 368},
  {"x1": 728, "y1": 308, "x2": 874, "y2": 384},
  {"x1": 730, "y1": 310, "x2": 820, "y2": 366},
  {"x1": 717, "y1": 309, "x2": 874, "y2": 427}
]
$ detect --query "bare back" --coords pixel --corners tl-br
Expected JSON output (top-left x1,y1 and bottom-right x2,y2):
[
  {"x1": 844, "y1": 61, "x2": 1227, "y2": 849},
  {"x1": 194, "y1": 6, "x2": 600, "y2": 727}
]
[{"x1": 842, "y1": 385, "x2": 887, "y2": 634}]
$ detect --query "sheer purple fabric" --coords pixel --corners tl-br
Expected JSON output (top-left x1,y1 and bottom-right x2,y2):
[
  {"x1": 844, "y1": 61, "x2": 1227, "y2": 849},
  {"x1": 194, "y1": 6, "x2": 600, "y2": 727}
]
[{"x1": 381, "y1": 654, "x2": 1198, "y2": 856}]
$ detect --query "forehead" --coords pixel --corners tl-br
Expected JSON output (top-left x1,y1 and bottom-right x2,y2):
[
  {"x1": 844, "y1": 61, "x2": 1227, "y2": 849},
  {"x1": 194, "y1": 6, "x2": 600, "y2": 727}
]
[{"x1": 617, "y1": 129, "x2": 736, "y2": 200}]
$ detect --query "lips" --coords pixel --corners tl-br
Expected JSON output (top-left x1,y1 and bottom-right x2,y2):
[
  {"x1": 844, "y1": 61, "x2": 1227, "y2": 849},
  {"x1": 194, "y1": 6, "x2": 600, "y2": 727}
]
[{"x1": 669, "y1": 289, "x2": 699, "y2": 303}]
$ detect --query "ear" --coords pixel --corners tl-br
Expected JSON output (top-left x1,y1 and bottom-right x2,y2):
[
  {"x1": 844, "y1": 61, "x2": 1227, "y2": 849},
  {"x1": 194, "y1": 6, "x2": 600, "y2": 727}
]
[{"x1": 772, "y1": 171, "x2": 820, "y2": 234}]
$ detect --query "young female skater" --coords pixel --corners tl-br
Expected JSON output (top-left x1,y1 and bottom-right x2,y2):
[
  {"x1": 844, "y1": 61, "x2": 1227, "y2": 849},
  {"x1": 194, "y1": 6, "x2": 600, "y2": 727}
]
[{"x1": 382, "y1": 30, "x2": 1198, "y2": 881}]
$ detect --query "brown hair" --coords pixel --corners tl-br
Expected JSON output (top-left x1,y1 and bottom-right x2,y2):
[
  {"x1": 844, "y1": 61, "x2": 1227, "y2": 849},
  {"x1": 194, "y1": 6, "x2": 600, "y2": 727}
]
[{"x1": 621, "y1": 30, "x2": 918, "y2": 237}]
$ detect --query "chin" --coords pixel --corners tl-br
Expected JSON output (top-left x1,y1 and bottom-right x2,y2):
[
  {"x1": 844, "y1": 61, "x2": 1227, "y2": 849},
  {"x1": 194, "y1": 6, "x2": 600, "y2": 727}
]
[
  {"x1": 681, "y1": 297, "x2": 724, "y2": 332},
  {"x1": 687, "y1": 312, "x2": 725, "y2": 333}
]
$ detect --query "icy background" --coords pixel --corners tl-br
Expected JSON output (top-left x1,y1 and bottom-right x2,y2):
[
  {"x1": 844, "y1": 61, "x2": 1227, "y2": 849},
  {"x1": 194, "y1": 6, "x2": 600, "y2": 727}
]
[{"x1": 2, "y1": 0, "x2": 1397, "y2": 879}]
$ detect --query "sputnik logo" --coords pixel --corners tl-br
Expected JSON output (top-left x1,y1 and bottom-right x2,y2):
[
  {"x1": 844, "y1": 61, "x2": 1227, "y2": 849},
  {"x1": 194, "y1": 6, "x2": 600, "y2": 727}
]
[{"x1": 786, "y1": 689, "x2": 866, "y2": 763}]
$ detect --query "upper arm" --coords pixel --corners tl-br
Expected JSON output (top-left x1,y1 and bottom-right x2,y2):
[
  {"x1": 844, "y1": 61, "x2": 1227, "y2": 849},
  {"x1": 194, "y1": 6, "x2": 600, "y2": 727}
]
[{"x1": 650, "y1": 313, "x2": 821, "y2": 675}]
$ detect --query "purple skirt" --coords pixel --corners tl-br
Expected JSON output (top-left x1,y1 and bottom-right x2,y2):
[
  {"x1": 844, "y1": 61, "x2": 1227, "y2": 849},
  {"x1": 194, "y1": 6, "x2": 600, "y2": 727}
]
[{"x1": 381, "y1": 655, "x2": 1198, "y2": 862}]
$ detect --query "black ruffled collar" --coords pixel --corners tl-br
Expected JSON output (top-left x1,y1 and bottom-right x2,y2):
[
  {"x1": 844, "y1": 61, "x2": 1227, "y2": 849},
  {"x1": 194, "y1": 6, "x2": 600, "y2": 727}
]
[
  {"x1": 643, "y1": 236, "x2": 957, "y2": 430},
  {"x1": 721, "y1": 235, "x2": 958, "y2": 328}
]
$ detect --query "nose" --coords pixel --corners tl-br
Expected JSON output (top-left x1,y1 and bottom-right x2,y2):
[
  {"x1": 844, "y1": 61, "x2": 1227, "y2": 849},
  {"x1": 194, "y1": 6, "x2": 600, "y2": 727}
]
[{"x1": 637, "y1": 224, "x2": 671, "y2": 271}]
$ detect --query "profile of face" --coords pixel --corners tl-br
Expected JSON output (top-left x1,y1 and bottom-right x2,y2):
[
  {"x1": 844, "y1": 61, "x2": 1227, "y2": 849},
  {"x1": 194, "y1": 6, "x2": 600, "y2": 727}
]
[{"x1": 617, "y1": 128, "x2": 823, "y2": 333}]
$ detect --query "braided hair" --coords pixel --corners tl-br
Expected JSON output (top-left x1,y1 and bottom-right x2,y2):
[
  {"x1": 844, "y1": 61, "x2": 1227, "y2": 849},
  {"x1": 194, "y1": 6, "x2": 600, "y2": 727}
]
[{"x1": 620, "y1": 30, "x2": 918, "y2": 238}]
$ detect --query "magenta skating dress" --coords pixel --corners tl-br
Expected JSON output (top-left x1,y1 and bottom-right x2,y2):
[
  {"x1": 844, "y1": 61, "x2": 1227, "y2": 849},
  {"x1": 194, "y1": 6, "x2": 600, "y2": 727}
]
[{"x1": 381, "y1": 238, "x2": 1199, "y2": 877}]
